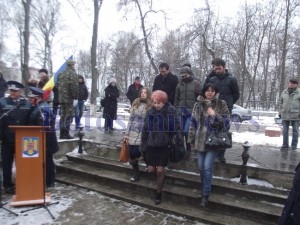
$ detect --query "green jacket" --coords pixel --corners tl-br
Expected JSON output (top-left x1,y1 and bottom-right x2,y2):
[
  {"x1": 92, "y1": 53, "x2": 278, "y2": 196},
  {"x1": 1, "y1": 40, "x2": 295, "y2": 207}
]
[
  {"x1": 279, "y1": 88, "x2": 300, "y2": 120},
  {"x1": 57, "y1": 67, "x2": 79, "y2": 103}
]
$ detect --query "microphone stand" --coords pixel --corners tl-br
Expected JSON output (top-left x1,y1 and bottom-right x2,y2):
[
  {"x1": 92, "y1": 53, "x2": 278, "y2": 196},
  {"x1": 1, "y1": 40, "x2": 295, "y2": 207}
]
[{"x1": 20, "y1": 101, "x2": 58, "y2": 220}]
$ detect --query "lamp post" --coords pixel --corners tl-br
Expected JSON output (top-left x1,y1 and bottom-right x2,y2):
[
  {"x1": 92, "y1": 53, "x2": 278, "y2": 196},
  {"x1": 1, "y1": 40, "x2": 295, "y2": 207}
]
[
  {"x1": 78, "y1": 126, "x2": 84, "y2": 154},
  {"x1": 239, "y1": 141, "x2": 252, "y2": 185}
]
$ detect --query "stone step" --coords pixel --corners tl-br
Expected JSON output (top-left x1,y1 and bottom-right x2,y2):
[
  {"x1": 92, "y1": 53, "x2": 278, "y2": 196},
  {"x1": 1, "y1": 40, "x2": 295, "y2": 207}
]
[
  {"x1": 65, "y1": 153, "x2": 289, "y2": 203},
  {"x1": 55, "y1": 153, "x2": 286, "y2": 225}
]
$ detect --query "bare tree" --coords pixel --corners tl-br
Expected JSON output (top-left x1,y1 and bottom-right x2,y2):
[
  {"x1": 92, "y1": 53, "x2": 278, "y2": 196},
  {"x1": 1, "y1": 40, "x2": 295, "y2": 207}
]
[
  {"x1": 31, "y1": 0, "x2": 62, "y2": 74},
  {"x1": 22, "y1": 0, "x2": 32, "y2": 93},
  {"x1": 118, "y1": 0, "x2": 169, "y2": 74},
  {"x1": 89, "y1": 0, "x2": 103, "y2": 115}
]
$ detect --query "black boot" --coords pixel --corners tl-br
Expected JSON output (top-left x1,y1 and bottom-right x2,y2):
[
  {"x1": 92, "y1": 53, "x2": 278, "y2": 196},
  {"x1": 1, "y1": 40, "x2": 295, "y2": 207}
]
[
  {"x1": 200, "y1": 195, "x2": 209, "y2": 207},
  {"x1": 155, "y1": 192, "x2": 162, "y2": 205},
  {"x1": 64, "y1": 130, "x2": 74, "y2": 139},
  {"x1": 60, "y1": 128, "x2": 65, "y2": 139},
  {"x1": 130, "y1": 162, "x2": 140, "y2": 182}
]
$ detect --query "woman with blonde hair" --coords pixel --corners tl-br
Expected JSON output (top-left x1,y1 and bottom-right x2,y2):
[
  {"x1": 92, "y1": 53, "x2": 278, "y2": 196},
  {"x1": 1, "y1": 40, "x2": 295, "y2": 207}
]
[
  {"x1": 124, "y1": 87, "x2": 152, "y2": 182},
  {"x1": 140, "y1": 90, "x2": 181, "y2": 205}
]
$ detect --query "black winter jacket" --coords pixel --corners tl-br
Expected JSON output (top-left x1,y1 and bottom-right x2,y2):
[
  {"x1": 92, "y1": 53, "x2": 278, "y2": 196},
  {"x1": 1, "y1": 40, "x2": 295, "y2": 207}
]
[
  {"x1": 140, "y1": 102, "x2": 180, "y2": 152},
  {"x1": 126, "y1": 83, "x2": 143, "y2": 104},
  {"x1": 103, "y1": 84, "x2": 120, "y2": 119},
  {"x1": 152, "y1": 73, "x2": 179, "y2": 105},
  {"x1": 78, "y1": 83, "x2": 89, "y2": 101},
  {"x1": 208, "y1": 72, "x2": 240, "y2": 113}
]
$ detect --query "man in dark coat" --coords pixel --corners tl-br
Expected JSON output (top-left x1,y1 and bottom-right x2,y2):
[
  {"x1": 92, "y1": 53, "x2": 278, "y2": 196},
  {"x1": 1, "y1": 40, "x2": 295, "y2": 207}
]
[
  {"x1": 278, "y1": 162, "x2": 300, "y2": 225},
  {"x1": 126, "y1": 76, "x2": 143, "y2": 105},
  {"x1": 152, "y1": 62, "x2": 179, "y2": 105},
  {"x1": 0, "y1": 72, "x2": 8, "y2": 98},
  {"x1": 207, "y1": 58, "x2": 240, "y2": 163},
  {"x1": 0, "y1": 81, "x2": 31, "y2": 194},
  {"x1": 103, "y1": 78, "x2": 119, "y2": 132},
  {"x1": 28, "y1": 87, "x2": 59, "y2": 187}
]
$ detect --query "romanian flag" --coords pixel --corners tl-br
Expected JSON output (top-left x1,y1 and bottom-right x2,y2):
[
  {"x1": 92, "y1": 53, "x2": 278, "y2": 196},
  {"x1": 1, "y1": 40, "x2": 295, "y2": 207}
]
[{"x1": 42, "y1": 55, "x2": 73, "y2": 100}]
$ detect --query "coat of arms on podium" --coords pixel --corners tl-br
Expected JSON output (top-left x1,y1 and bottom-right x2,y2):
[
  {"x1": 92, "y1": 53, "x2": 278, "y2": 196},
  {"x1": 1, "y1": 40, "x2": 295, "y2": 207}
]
[{"x1": 22, "y1": 137, "x2": 39, "y2": 157}]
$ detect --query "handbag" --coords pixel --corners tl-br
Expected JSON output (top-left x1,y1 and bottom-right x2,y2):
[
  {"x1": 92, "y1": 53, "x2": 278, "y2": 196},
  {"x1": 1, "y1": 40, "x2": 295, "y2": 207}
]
[
  {"x1": 120, "y1": 139, "x2": 129, "y2": 162},
  {"x1": 205, "y1": 129, "x2": 232, "y2": 149},
  {"x1": 169, "y1": 133, "x2": 187, "y2": 162}
]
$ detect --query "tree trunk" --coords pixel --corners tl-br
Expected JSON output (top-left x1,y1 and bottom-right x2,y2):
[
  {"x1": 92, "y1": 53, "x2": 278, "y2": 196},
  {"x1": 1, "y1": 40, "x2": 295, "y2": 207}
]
[
  {"x1": 90, "y1": 0, "x2": 103, "y2": 116},
  {"x1": 22, "y1": 0, "x2": 32, "y2": 95}
]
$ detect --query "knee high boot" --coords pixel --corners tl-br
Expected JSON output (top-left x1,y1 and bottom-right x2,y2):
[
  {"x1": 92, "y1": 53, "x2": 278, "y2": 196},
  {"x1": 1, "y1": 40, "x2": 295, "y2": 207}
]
[{"x1": 130, "y1": 161, "x2": 139, "y2": 182}]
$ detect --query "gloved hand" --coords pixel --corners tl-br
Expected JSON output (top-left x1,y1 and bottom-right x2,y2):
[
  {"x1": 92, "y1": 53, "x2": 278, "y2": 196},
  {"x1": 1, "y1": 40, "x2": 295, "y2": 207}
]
[
  {"x1": 278, "y1": 114, "x2": 281, "y2": 119},
  {"x1": 73, "y1": 99, "x2": 78, "y2": 107}
]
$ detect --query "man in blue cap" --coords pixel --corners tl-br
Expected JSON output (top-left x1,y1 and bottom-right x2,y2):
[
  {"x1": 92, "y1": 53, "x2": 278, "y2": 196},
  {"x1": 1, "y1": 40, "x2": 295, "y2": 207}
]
[
  {"x1": 0, "y1": 80, "x2": 31, "y2": 194},
  {"x1": 28, "y1": 87, "x2": 59, "y2": 187}
]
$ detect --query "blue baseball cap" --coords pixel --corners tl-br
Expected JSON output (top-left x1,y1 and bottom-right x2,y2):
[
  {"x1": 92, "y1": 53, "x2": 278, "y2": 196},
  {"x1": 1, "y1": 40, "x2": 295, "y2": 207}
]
[
  {"x1": 28, "y1": 87, "x2": 45, "y2": 97},
  {"x1": 7, "y1": 81, "x2": 25, "y2": 90}
]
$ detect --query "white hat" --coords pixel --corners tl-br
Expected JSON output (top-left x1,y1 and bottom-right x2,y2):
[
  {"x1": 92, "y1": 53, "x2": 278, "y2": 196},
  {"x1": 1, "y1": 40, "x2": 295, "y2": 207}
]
[{"x1": 110, "y1": 78, "x2": 116, "y2": 83}]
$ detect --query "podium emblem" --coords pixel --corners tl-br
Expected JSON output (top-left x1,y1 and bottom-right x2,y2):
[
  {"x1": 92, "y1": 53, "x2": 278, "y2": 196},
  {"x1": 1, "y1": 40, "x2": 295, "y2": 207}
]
[{"x1": 22, "y1": 137, "x2": 39, "y2": 157}]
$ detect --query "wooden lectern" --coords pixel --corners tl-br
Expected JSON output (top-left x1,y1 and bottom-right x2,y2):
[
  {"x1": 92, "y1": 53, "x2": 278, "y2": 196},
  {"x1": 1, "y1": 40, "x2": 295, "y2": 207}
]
[{"x1": 9, "y1": 126, "x2": 51, "y2": 206}]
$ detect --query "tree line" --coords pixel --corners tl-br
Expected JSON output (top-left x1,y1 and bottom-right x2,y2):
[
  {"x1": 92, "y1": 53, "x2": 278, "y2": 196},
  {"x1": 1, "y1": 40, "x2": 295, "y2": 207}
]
[{"x1": 0, "y1": 0, "x2": 299, "y2": 114}]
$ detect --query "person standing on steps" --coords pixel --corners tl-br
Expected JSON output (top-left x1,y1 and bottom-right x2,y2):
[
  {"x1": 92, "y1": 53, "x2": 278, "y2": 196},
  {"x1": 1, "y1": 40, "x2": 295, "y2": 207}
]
[
  {"x1": 152, "y1": 62, "x2": 179, "y2": 106},
  {"x1": 140, "y1": 90, "x2": 181, "y2": 205},
  {"x1": 56, "y1": 59, "x2": 79, "y2": 139},
  {"x1": 188, "y1": 83, "x2": 230, "y2": 207},
  {"x1": 279, "y1": 78, "x2": 300, "y2": 151},
  {"x1": 207, "y1": 58, "x2": 239, "y2": 163},
  {"x1": 124, "y1": 87, "x2": 152, "y2": 182},
  {"x1": 174, "y1": 65, "x2": 201, "y2": 160}
]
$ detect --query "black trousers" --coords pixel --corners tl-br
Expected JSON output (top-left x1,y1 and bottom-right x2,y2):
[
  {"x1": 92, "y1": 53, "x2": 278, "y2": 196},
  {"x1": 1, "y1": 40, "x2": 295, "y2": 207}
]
[
  {"x1": 46, "y1": 151, "x2": 55, "y2": 186},
  {"x1": 1, "y1": 144, "x2": 15, "y2": 188}
]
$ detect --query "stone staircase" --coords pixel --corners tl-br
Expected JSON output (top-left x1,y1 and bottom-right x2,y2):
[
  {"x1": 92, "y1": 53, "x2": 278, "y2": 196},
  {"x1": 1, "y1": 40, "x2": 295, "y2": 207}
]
[{"x1": 55, "y1": 151, "x2": 290, "y2": 225}]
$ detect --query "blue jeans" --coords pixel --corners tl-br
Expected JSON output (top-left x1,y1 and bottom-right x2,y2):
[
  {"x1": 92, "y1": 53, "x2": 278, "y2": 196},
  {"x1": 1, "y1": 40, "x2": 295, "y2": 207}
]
[
  {"x1": 196, "y1": 150, "x2": 218, "y2": 196},
  {"x1": 75, "y1": 101, "x2": 85, "y2": 128},
  {"x1": 282, "y1": 120, "x2": 299, "y2": 149}
]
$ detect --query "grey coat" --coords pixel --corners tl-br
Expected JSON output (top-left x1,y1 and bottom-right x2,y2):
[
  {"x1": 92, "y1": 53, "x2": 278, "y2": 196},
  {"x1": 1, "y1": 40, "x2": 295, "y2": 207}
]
[
  {"x1": 279, "y1": 88, "x2": 300, "y2": 121},
  {"x1": 174, "y1": 79, "x2": 201, "y2": 113},
  {"x1": 125, "y1": 99, "x2": 150, "y2": 145},
  {"x1": 187, "y1": 96, "x2": 230, "y2": 152}
]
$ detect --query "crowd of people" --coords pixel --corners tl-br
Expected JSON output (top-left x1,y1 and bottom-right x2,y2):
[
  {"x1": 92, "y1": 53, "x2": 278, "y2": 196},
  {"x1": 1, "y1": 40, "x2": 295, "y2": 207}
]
[{"x1": 0, "y1": 57, "x2": 299, "y2": 221}]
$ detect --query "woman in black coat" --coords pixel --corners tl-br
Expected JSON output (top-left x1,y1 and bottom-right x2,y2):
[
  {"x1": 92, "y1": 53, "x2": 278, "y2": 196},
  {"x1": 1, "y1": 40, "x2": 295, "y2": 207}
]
[
  {"x1": 140, "y1": 90, "x2": 180, "y2": 205},
  {"x1": 103, "y1": 78, "x2": 119, "y2": 131}
]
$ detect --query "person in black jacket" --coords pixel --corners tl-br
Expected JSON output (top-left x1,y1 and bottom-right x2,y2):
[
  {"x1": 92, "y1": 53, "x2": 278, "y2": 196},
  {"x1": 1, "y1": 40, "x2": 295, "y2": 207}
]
[
  {"x1": 75, "y1": 75, "x2": 89, "y2": 129},
  {"x1": 0, "y1": 72, "x2": 8, "y2": 98},
  {"x1": 140, "y1": 90, "x2": 181, "y2": 205},
  {"x1": 103, "y1": 78, "x2": 120, "y2": 132},
  {"x1": 152, "y1": 62, "x2": 179, "y2": 105},
  {"x1": 207, "y1": 58, "x2": 240, "y2": 163},
  {"x1": 278, "y1": 162, "x2": 300, "y2": 225},
  {"x1": 126, "y1": 76, "x2": 143, "y2": 105},
  {"x1": 0, "y1": 81, "x2": 31, "y2": 194},
  {"x1": 28, "y1": 87, "x2": 59, "y2": 187}
]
